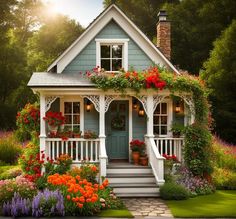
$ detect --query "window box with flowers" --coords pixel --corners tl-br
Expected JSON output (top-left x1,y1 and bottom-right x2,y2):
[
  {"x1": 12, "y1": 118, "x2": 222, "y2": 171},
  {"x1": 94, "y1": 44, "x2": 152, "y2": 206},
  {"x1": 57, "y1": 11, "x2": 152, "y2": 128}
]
[{"x1": 43, "y1": 112, "x2": 65, "y2": 135}]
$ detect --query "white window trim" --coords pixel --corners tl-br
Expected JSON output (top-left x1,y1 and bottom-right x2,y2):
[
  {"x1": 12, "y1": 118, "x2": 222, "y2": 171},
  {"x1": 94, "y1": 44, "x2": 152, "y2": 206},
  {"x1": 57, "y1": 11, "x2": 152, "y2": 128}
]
[
  {"x1": 96, "y1": 38, "x2": 129, "y2": 71},
  {"x1": 154, "y1": 99, "x2": 173, "y2": 137},
  {"x1": 60, "y1": 97, "x2": 84, "y2": 134}
]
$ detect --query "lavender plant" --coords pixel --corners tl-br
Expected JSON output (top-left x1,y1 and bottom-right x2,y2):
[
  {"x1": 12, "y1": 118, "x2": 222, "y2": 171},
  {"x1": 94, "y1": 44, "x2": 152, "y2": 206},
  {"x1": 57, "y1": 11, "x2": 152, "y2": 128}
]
[
  {"x1": 32, "y1": 189, "x2": 65, "y2": 217},
  {"x1": 2, "y1": 192, "x2": 31, "y2": 217},
  {"x1": 176, "y1": 166, "x2": 215, "y2": 196}
]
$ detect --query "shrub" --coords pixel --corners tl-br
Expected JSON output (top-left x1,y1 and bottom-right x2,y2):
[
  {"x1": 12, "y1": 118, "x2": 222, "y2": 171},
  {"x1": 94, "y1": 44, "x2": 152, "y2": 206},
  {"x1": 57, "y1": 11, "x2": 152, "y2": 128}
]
[
  {"x1": 16, "y1": 103, "x2": 40, "y2": 141},
  {"x1": 0, "y1": 166, "x2": 22, "y2": 180},
  {"x1": 175, "y1": 166, "x2": 215, "y2": 196},
  {"x1": 2, "y1": 192, "x2": 31, "y2": 217},
  {"x1": 32, "y1": 189, "x2": 65, "y2": 217},
  {"x1": 160, "y1": 182, "x2": 189, "y2": 200},
  {"x1": 0, "y1": 135, "x2": 22, "y2": 164},
  {"x1": 0, "y1": 175, "x2": 36, "y2": 205},
  {"x1": 184, "y1": 123, "x2": 213, "y2": 177},
  {"x1": 212, "y1": 167, "x2": 236, "y2": 190}
]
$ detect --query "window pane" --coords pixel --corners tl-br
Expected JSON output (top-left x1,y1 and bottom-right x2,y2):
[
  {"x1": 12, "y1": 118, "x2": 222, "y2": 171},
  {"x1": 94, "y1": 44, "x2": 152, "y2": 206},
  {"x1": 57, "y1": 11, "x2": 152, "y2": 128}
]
[
  {"x1": 101, "y1": 59, "x2": 110, "y2": 71},
  {"x1": 101, "y1": 45, "x2": 110, "y2": 58},
  {"x1": 112, "y1": 59, "x2": 122, "y2": 71},
  {"x1": 154, "y1": 104, "x2": 160, "y2": 114},
  {"x1": 161, "y1": 116, "x2": 167, "y2": 124},
  {"x1": 154, "y1": 116, "x2": 159, "y2": 124},
  {"x1": 154, "y1": 126, "x2": 160, "y2": 135},
  {"x1": 112, "y1": 45, "x2": 122, "y2": 58},
  {"x1": 65, "y1": 115, "x2": 72, "y2": 124},
  {"x1": 161, "y1": 126, "x2": 167, "y2": 135},
  {"x1": 161, "y1": 103, "x2": 167, "y2": 114},
  {"x1": 73, "y1": 115, "x2": 80, "y2": 124},
  {"x1": 64, "y1": 102, "x2": 72, "y2": 114},
  {"x1": 73, "y1": 102, "x2": 80, "y2": 114}
]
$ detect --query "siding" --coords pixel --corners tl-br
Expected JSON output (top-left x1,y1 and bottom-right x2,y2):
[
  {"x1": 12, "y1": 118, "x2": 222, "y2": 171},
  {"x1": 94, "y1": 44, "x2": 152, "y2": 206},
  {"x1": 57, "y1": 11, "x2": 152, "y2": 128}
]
[
  {"x1": 63, "y1": 20, "x2": 153, "y2": 73},
  {"x1": 132, "y1": 108, "x2": 146, "y2": 140},
  {"x1": 84, "y1": 102, "x2": 99, "y2": 134}
]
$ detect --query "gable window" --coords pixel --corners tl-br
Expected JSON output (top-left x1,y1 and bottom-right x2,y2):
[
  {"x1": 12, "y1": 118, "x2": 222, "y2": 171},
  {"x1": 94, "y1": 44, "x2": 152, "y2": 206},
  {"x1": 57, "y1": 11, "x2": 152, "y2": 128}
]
[
  {"x1": 96, "y1": 39, "x2": 129, "y2": 71},
  {"x1": 154, "y1": 102, "x2": 171, "y2": 136}
]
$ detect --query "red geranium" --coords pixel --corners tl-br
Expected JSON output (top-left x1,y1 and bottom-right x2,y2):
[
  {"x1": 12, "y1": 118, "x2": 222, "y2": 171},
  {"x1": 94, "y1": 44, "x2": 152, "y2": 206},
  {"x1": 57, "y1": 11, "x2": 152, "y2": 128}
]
[
  {"x1": 43, "y1": 111, "x2": 65, "y2": 126},
  {"x1": 144, "y1": 67, "x2": 166, "y2": 90}
]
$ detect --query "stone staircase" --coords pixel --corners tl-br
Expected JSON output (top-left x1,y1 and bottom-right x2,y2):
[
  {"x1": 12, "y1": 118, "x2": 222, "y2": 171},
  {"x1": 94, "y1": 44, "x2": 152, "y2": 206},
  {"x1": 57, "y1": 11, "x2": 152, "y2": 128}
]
[{"x1": 107, "y1": 163, "x2": 160, "y2": 197}]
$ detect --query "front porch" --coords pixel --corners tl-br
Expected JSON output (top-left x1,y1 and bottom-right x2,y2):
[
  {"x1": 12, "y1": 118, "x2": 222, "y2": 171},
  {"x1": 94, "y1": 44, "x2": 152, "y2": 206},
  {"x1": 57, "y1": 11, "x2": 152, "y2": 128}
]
[{"x1": 38, "y1": 89, "x2": 194, "y2": 185}]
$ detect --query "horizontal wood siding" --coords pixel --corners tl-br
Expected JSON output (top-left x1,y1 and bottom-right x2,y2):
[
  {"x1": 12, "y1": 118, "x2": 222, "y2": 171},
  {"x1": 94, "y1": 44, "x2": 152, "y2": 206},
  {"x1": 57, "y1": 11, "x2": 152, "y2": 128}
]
[
  {"x1": 84, "y1": 103, "x2": 99, "y2": 134},
  {"x1": 132, "y1": 108, "x2": 146, "y2": 140},
  {"x1": 63, "y1": 20, "x2": 153, "y2": 73}
]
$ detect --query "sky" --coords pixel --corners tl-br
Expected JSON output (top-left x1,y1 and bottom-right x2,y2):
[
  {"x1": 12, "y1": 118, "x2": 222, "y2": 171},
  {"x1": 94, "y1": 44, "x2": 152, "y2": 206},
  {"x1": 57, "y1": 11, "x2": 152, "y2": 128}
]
[{"x1": 42, "y1": 0, "x2": 104, "y2": 27}]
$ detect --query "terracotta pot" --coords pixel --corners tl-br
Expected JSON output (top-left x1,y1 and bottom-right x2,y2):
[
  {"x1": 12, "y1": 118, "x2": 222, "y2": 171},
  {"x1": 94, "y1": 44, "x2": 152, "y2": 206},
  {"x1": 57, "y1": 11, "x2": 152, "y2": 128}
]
[
  {"x1": 73, "y1": 133, "x2": 81, "y2": 138},
  {"x1": 132, "y1": 151, "x2": 140, "y2": 165},
  {"x1": 48, "y1": 125, "x2": 58, "y2": 135},
  {"x1": 140, "y1": 156, "x2": 148, "y2": 166}
]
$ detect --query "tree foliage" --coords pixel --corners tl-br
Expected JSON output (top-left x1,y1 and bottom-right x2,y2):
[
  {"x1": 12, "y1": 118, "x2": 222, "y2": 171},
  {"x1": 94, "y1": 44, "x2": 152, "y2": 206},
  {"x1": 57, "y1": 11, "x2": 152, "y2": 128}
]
[{"x1": 201, "y1": 20, "x2": 236, "y2": 144}]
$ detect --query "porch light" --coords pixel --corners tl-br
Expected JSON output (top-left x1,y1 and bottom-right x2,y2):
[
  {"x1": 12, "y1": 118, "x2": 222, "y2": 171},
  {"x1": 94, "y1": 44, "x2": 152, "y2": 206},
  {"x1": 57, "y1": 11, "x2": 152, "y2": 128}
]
[
  {"x1": 138, "y1": 105, "x2": 145, "y2": 117},
  {"x1": 133, "y1": 99, "x2": 138, "y2": 109},
  {"x1": 175, "y1": 102, "x2": 181, "y2": 113},
  {"x1": 86, "y1": 99, "x2": 91, "y2": 112}
]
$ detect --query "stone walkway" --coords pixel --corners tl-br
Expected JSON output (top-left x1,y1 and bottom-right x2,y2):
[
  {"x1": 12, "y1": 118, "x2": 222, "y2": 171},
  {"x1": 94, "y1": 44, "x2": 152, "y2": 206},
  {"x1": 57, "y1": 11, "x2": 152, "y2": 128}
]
[{"x1": 122, "y1": 198, "x2": 173, "y2": 217}]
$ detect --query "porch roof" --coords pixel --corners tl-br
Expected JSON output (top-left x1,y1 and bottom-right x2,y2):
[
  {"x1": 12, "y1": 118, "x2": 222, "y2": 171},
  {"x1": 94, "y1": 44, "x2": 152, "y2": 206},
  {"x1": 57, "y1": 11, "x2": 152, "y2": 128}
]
[{"x1": 27, "y1": 72, "x2": 94, "y2": 87}]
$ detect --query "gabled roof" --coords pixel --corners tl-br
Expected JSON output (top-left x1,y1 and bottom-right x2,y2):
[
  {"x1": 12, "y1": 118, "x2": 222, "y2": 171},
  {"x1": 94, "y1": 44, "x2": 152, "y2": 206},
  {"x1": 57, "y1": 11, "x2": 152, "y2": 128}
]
[{"x1": 47, "y1": 4, "x2": 179, "y2": 74}]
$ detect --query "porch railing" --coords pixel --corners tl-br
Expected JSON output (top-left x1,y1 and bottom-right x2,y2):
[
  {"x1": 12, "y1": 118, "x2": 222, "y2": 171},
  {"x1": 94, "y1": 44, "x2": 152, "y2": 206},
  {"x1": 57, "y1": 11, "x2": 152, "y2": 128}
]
[
  {"x1": 45, "y1": 138, "x2": 100, "y2": 163},
  {"x1": 154, "y1": 137, "x2": 184, "y2": 162}
]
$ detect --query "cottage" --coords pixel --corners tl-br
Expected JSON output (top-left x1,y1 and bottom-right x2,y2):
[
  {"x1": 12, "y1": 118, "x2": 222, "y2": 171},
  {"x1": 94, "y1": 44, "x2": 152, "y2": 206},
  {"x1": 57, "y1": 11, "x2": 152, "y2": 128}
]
[{"x1": 28, "y1": 4, "x2": 195, "y2": 197}]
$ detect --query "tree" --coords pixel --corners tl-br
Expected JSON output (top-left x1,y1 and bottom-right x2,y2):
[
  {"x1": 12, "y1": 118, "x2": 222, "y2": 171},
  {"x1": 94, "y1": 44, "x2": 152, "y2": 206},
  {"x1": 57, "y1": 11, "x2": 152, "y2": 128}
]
[{"x1": 201, "y1": 20, "x2": 236, "y2": 144}]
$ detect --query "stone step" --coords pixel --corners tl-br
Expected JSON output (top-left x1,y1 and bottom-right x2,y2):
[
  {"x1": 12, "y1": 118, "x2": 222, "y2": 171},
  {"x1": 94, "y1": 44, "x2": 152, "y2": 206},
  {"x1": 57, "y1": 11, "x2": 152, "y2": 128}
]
[
  {"x1": 107, "y1": 166, "x2": 152, "y2": 174},
  {"x1": 116, "y1": 192, "x2": 160, "y2": 197},
  {"x1": 113, "y1": 186, "x2": 159, "y2": 195}
]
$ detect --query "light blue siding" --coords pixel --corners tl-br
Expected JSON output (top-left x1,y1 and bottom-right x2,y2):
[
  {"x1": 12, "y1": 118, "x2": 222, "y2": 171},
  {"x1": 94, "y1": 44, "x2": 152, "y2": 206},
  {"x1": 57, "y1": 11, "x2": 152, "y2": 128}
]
[
  {"x1": 132, "y1": 108, "x2": 146, "y2": 140},
  {"x1": 63, "y1": 20, "x2": 153, "y2": 73},
  {"x1": 84, "y1": 102, "x2": 99, "y2": 134}
]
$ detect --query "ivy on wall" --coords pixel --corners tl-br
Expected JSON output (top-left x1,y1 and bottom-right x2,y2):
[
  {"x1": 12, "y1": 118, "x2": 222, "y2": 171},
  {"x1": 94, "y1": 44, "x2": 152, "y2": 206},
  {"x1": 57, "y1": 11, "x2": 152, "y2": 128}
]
[{"x1": 88, "y1": 66, "x2": 212, "y2": 177}]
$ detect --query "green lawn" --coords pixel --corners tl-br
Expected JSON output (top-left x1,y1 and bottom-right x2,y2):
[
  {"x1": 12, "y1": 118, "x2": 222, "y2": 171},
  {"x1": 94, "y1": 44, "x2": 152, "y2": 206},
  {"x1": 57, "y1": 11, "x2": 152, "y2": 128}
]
[
  {"x1": 98, "y1": 209, "x2": 134, "y2": 218},
  {"x1": 166, "y1": 190, "x2": 236, "y2": 218}
]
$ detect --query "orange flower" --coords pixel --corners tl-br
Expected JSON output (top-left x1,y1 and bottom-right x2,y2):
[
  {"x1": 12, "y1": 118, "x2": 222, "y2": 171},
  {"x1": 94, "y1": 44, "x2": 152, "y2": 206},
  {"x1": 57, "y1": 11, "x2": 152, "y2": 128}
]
[
  {"x1": 99, "y1": 185, "x2": 104, "y2": 190},
  {"x1": 91, "y1": 165, "x2": 97, "y2": 172},
  {"x1": 66, "y1": 195, "x2": 71, "y2": 200},
  {"x1": 77, "y1": 203, "x2": 83, "y2": 208}
]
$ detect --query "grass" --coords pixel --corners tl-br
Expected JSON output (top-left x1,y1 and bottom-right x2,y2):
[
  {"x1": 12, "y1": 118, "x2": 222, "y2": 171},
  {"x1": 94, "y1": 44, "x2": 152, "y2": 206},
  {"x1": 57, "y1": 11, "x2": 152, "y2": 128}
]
[
  {"x1": 166, "y1": 190, "x2": 236, "y2": 217},
  {"x1": 98, "y1": 209, "x2": 134, "y2": 218}
]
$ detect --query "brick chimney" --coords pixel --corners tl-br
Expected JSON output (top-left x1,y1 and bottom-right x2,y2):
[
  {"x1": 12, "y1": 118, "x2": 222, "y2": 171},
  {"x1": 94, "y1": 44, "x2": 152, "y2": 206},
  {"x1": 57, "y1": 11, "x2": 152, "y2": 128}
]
[{"x1": 157, "y1": 10, "x2": 171, "y2": 60}]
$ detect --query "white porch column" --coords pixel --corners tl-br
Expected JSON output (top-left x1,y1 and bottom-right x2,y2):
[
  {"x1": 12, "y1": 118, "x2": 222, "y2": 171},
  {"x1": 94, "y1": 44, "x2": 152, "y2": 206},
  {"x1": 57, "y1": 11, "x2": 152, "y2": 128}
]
[
  {"x1": 39, "y1": 93, "x2": 46, "y2": 173},
  {"x1": 146, "y1": 95, "x2": 154, "y2": 137},
  {"x1": 99, "y1": 94, "x2": 107, "y2": 182}
]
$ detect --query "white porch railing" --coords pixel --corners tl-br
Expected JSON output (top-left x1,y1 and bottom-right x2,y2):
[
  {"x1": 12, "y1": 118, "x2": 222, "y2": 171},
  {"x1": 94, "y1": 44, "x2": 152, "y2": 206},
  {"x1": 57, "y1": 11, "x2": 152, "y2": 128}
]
[
  {"x1": 45, "y1": 138, "x2": 100, "y2": 163},
  {"x1": 146, "y1": 137, "x2": 165, "y2": 185},
  {"x1": 154, "y1": 137, "x2": 184, "y2": 162}
]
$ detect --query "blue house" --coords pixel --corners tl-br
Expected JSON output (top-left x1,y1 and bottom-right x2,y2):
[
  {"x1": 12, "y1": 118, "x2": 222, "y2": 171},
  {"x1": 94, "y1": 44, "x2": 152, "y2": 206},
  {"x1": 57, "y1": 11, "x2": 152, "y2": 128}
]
[{"x1": 28, "y1": 4, "x2": 194, "y2": 197}]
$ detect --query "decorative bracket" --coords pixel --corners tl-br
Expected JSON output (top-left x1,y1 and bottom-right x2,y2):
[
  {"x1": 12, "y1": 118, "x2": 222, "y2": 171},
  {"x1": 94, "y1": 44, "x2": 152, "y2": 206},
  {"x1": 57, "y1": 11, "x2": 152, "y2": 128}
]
[
  {"x1": 45, "y1": 96, "x2": 59, "y2": 112},
  {"x1": 153, "y1": 95, "x2": 167, "y2": 113},
  {"x1": 135, "y1": 95, "x2": 148, "y2": 114},
  {"x1": 82, "y1": 95, "x2": 100, "y2": 112},
  {"x1": 105, "y1": 95, "x2": 118, "y2": 112},
  {"x1": 179, "y1": 94, "x2": 195, "y2": 115}
]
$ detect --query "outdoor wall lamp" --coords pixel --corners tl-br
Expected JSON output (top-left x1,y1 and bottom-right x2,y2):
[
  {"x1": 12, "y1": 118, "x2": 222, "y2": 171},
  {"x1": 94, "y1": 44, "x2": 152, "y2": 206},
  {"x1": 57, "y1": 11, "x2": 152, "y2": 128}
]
[
  {"x1": 133, "y1": 99, "x2": 138, "y2": 109},
  {"x1": 86, "y1": 99, "x2": 91, "y2": 112},
  {"x1": 175, "y1": 102, "x2": 181, "y2": 113},
  {"x1": 138, "y1": 105, "x2": 145, "y2": 117}
]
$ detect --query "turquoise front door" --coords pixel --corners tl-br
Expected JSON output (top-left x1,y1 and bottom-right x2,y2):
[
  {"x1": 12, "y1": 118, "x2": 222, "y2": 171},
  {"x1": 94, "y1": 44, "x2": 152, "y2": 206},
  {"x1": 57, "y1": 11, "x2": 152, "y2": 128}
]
[{"x1": 105, "y1": 100, "x2": 129, "y2": 160}]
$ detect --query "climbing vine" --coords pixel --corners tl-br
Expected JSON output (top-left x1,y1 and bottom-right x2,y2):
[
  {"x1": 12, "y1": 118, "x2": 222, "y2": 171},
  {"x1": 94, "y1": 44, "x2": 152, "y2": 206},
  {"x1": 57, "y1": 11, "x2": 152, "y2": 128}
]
[{"x1": 87, "y1": 66, "x2": 212, "y2": 177}]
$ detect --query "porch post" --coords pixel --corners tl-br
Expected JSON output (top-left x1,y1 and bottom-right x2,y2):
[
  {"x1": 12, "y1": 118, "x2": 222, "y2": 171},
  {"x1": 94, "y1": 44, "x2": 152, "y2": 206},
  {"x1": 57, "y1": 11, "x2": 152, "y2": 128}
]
[
  {"x1": 146, "y1": 95, "x2": 154, "y2": 137},
  {"x1": 99, "y1": 94, "x2": 107, "y2": 182},
  {"x1": 39, "y1": 93, "x2": 46, "y2": 173}
]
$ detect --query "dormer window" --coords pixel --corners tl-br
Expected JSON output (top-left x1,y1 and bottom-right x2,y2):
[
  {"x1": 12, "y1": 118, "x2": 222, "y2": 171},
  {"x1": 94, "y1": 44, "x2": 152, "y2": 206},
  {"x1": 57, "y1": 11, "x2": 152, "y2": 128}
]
[{"x1": 96, "y1": 39, "x2": 129, "y2": 72}]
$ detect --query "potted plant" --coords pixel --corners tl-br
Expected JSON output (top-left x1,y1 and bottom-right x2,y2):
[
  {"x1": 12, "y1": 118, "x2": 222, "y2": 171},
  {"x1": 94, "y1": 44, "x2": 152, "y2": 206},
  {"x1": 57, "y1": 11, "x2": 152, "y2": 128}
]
[
  {"x1": 163, "y1": 154, "x2": 178, "y2": 174},
  {"x1": 43, "y1": 111, "x2": 65, "y2": 135},
  {"x1": 83, "y1": 130, "x2": 98, "y2": 139},
  {"x1": 139, "y1": 152, "x2": 148, "y2": 166},
  {"x1": 130, "y1": 139, "x2": 145, "y2": 165},
  {"x1": 170, "y1": 122, "x2": 185, "y2": 138},
  {"x1": 73, "y1": 127, "x2": 82, "y2": 138}
]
